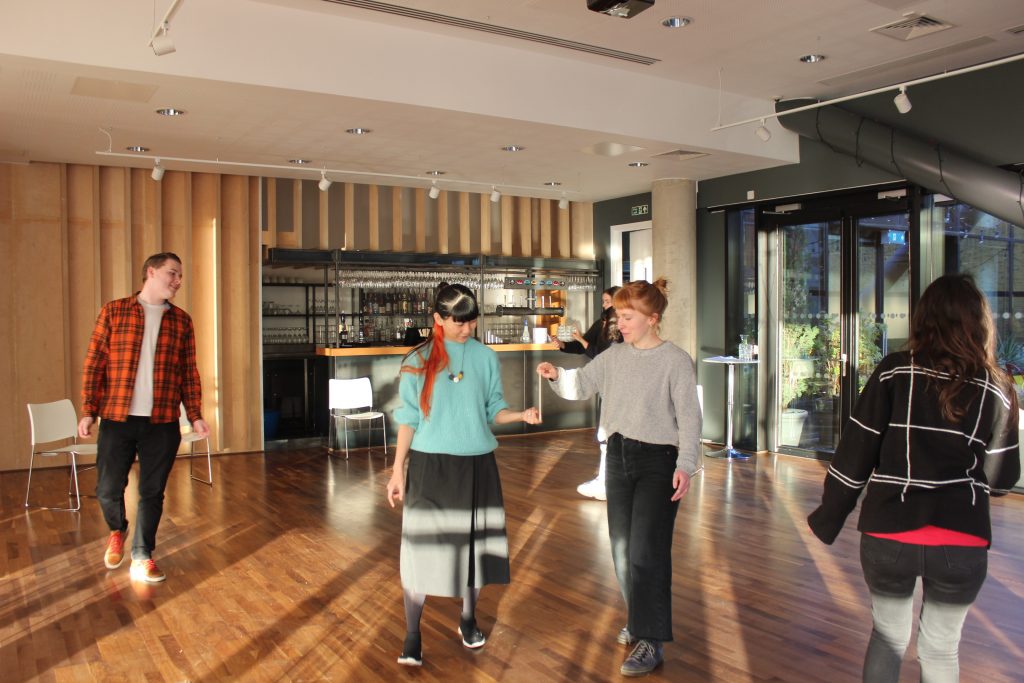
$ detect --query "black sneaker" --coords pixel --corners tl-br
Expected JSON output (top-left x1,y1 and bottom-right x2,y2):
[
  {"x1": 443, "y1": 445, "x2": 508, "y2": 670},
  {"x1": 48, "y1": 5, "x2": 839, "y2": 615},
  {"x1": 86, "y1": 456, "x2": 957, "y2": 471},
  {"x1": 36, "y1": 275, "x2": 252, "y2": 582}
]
[
  {"x1": 617, "y1": 626, "x2": 636, "y2": 646},
  {"x1": 397, "y1": 632, "x2": 422, "y2": 667},
  {"x1": 620, "y1": 639, "x2": 663, "y2": 677},
  {"x1": 459, "y1": 619, "x2": 487, "y2": 649}
]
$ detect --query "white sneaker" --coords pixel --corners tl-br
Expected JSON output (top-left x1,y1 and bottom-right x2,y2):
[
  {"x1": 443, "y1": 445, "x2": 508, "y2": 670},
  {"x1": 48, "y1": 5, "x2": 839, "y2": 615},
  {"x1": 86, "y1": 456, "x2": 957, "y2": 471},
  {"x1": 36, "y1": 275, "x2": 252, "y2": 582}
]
[{"x1": 576, "y1": 478, "x2": 606, "y2": 500}]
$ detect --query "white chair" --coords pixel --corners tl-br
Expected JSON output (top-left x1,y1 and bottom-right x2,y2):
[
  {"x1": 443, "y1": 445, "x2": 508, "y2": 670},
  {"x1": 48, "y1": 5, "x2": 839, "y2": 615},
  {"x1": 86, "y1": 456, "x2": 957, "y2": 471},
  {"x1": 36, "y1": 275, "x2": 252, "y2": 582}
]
[
  {"x1": 180, "y1": 404, "x2": 212, "y2": 485},
  {"x1": 328, "y1": 377, "x2": 387, "y2": 459},
  {"x1": 24, "y1": 399, "x2": 98, "y2": 511}
]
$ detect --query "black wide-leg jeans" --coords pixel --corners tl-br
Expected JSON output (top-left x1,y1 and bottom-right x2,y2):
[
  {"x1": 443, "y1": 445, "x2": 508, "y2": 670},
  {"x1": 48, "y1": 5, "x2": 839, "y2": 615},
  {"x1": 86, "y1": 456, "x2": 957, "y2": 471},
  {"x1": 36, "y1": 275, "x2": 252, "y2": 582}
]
[
  {"x1": 96, "y1": 416, "x2": 181, "y2": 560},
  {"x1": 605, "y1": 433, "x2": 680, "y2": 642}
]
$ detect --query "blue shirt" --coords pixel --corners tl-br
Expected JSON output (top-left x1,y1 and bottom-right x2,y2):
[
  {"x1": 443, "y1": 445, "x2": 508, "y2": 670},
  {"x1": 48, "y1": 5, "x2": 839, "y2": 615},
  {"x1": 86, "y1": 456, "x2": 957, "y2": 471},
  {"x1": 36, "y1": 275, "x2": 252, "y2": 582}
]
[{"x1": 394, "y1": 338, "x2": 509, "y2": 455}]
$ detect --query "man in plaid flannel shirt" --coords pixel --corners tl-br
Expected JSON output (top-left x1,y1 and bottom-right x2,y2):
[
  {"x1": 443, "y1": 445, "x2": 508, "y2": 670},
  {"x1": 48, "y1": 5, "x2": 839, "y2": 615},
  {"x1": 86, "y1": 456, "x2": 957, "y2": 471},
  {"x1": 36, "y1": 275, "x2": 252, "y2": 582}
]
[{"x1": 78, "y1": 252, "x2": 209, "y2": 583}]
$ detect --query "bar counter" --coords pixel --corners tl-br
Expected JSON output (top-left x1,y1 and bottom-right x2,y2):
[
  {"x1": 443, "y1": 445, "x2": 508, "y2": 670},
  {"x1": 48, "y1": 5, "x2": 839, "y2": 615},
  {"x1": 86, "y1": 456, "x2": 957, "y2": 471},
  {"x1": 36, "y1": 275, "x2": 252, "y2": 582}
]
[{"x1": 317, "y1": 342, "x2": 594, "y2": 446}]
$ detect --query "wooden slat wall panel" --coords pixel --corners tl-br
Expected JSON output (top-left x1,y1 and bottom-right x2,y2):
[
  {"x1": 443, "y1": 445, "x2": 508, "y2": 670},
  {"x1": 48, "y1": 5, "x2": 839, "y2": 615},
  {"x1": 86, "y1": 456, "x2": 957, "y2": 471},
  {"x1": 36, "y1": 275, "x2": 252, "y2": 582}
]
[
  {"x1": 392, "y1": 187, "x2": 403, "y2": 251},
  {"x1": 479, "y1": 194, "x2": 492, "y2": 255},
  {"x1": 414, "y1": 189, "x2": 426, "y2": 252},
  {"x1": 264, "y1": 178, "x2": 277, "y2": 248},
  {"x1": 571, "y1": 202, "x2": 595, "y2": 259},
  {"x1": 540, "y1": 199, "x2": 553, "y2": 258},
  {"x1": 0, "y1": 162, "x2": 264, "y2": 471},
  {"x1": 501, "y1": 195, "x2": 513, "y2": 256},
  {"x1": 368, "y1": 185, "x2": 380, "y2": 251},
  {"x1": 66, "y1": 165, "x2": 102, "y2": 428},
  {"x1": 5, "y1": 164, "x2": 67, "y2": 471},
  {"x1": 517, "y1": 196, "x2": 532, "y2": 256},
  {"x1": 318, "y1": 188, "x2": 329, "y2": 249},
  {"x1": 191, "y1": 173, "x2": 221, "y2": 446},
  {"x1": 219, "y1": 175, "x2": 258, "y2": 451},
  {"x1": 558, "y1": 202, "x2": 571, "y2": 258},
  {"x1": 99, "y1": 167, "x2": 132, "y2": 303},
  {"x1": 459, "y1": 192, "x2": 471, "y2": 254},
  {"x1": 344, "y1": 183, "x2": 355, "y2": 251},
  {"x1": 437, "y1": 191, "x2": 449, "y2": 254}
]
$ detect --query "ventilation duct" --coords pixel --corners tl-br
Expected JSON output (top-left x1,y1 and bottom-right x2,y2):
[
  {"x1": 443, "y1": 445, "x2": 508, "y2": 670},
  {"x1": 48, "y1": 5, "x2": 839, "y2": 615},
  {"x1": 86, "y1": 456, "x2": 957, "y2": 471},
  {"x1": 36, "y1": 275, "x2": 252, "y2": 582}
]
[{"x1": 776, "y1": 100, "x2": 1024, "y2": 226}]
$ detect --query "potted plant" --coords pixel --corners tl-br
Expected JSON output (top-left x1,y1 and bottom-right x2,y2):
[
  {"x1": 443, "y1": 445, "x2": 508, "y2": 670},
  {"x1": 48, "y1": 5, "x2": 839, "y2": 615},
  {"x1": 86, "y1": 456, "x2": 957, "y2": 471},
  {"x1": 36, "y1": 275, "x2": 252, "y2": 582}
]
[{"x1": 779, "y1": 322, "x2": 818, "y2": 445}]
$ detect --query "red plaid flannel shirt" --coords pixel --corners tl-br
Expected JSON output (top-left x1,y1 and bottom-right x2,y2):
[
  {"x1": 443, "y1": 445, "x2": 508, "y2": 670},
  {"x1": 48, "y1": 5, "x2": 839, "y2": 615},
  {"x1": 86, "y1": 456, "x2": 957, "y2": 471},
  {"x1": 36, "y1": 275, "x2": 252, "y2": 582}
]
[{"x1": 81, "y1": 294, "x2": 203, "y2": 424}]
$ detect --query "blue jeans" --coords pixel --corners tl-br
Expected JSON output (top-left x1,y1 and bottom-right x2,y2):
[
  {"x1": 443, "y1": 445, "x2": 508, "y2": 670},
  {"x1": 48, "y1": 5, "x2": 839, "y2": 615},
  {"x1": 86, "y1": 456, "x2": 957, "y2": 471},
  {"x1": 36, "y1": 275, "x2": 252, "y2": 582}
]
[
  {"x1": 860, "y1": 534, "x2": 987, "y2": 683},
  {"x1": 96, "y1": 417, "x2": 181, "y2": 560},
  {"x1": 605, "y1": 433, "x2": 680, "y2": 642}
]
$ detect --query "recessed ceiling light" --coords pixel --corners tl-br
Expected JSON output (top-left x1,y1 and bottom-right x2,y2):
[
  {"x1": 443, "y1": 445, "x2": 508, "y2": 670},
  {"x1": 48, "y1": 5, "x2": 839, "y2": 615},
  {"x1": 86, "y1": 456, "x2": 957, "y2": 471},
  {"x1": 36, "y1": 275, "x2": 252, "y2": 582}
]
[
  {"x1": 627, "y1": 161, "x2": 649, "y2": 168},
  {"x1": 345, "y1": 127, "x2": 372, "y2": 135},
  {"x1": 289, "y1": 159, "x2": 312, "y2": 165},
  {"x1": 662, "y1": 17, "x2": 692, "y2": 29},
  {"x1": 799, "y1": 54, "x2": 826, "y2": 63},
  {"x1": 544, "y1": 181, "x2": 562, "y2": 186},
  {"x1": 425, "y1": 170, "x2": 446, "y2": 176},
  {"x1": 126, "y1": 145, "x2": 150, "y2": 152},
  {"x1": 501, "y1": 145, "x2": 525, "y2": 152},
  {"x1": 155, "y1": 107, "x2": 186, "y2": 116}
]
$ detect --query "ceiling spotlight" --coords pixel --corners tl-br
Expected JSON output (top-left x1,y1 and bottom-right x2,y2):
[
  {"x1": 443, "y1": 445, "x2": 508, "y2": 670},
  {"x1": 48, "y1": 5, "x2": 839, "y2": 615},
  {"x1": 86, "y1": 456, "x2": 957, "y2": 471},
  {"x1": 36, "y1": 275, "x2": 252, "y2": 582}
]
[
  {"x1": 627, "y1": 161, "x2": 648, "y2": 168},
  {"x1": 799, "y1": 54, "x2": 826, "y2": 64},
  {"x1": 544, "y1": 181, "x2": 562, "y2": 187},
  {"x1": 150, "y1": 24, "x2": 175, "y2": 56},
  {"x1": 345, "y1": 128, "x2": 372, "y2": 135},
  {"x1": 428, "y1": 182, "x2": 440, "y2": 200},
  {"x1": 558, "y1": 193, "x2": 569, "y2": 210},
  {"x1": 893, "y1": 86, "x2": 912, "y2": 114},
  {"x1": 755, "y1": 119, "x2": 772, "y2": 142},
  {"x1": 490, "y1": 187, "x2": 501, "y2": 203},
  {"x1": 501, "y1": 145, "x2": 525, "y2": 152},
  {"x1": 318, "y1": 171, "x2": 332, "y2": 192},
  {"x1": 151, "y1": 159, "x2": 165, "y2": 181},
  {"x1": 425, "y1": 170, "x2": 446, "y2": 176},
  {"x1": 155, "y1": 107, "x2": 186, "y2": 116},
  {"x1": 126, "y1": 145, "x2": 149, "y2": 152},
  {"x1": 662, "y1": 16, "x2": 692, "y2": 29},
  {"x1": 289, "y1": 159, "x2": 311, "y2": 165}
]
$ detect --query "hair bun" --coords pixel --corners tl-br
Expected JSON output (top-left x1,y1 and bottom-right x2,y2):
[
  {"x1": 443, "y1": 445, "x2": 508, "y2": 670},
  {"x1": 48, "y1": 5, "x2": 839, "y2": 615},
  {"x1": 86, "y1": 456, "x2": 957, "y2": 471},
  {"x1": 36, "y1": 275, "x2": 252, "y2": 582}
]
[{"x1": 652, "y1": 277, "x2": 669, "y2": 295}]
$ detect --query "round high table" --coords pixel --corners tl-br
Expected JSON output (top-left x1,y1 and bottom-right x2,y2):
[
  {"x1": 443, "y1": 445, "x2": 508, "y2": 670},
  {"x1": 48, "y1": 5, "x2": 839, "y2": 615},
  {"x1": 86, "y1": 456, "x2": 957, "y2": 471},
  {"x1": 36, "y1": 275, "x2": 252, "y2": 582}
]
[{"x1": 703, "y1": 355, "x2": 758, "y2": 460}]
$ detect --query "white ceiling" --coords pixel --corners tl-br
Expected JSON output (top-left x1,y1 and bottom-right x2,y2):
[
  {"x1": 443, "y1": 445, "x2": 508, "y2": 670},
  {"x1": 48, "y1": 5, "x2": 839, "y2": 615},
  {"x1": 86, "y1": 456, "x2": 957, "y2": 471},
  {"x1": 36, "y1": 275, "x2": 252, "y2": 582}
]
[{"x1": 0, "y1": 0, "x2": 1022, "y2": 201}]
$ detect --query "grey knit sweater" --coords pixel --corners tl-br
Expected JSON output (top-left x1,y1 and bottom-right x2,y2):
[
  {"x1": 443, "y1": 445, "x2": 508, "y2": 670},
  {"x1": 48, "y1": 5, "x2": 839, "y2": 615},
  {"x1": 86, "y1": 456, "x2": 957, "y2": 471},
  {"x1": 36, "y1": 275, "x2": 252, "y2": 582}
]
[{"x1": 548, "y1": 341, "x2": 703, "y2": 473}]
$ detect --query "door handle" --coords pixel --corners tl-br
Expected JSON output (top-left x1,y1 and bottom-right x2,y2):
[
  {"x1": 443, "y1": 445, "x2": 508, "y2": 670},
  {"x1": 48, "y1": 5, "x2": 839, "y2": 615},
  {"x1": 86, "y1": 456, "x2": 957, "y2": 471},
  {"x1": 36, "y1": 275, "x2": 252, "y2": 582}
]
[{"x1": 840, "y1": 353, "x2": 849, "y2": 377}]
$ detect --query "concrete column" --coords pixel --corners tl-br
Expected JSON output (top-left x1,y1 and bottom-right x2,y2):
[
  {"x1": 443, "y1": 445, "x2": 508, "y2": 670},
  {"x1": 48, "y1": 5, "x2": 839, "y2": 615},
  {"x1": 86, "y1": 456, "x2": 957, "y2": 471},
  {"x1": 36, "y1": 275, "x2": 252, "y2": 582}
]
[{"x1": 651, "y1": 178, "x2": 697, "y2": 358}]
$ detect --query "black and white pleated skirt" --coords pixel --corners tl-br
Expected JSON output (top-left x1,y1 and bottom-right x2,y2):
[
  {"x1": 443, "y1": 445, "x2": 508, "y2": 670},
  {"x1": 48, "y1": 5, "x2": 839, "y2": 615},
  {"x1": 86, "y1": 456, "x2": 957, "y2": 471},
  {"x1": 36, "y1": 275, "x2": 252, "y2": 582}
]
[{"x1": 400, "y1": 449, "x2": 511, "y2": 597}]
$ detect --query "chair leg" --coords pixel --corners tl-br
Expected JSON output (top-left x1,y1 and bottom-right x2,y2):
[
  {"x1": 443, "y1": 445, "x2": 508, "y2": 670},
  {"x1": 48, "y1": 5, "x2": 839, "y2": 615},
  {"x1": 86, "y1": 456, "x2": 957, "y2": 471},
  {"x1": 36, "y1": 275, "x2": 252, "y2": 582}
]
[
  {"x1": 24, "y1": 450, "x2": 36, "y2": 508},
  {"x1": 69, "y1": 453, "x2": 81, "y2": 512},
  {"x1": 343, "y1": 417, "x2": 350, "y2": 460}
]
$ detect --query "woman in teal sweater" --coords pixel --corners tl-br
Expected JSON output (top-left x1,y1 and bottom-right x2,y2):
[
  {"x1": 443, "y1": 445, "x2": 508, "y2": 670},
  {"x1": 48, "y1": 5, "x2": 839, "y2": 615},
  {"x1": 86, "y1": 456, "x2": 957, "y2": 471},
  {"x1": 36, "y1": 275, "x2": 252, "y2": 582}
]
[{"x1": 385, "y1": 283, "x2": 541, "y2": 667}]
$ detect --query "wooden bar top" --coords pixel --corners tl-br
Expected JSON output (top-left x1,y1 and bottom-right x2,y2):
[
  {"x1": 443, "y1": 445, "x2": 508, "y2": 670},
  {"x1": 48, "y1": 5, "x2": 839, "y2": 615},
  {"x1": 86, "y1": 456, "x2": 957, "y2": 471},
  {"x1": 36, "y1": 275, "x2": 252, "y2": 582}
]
[{"x1": 316, "y1": 343, "x2": 558, "y2": 357}]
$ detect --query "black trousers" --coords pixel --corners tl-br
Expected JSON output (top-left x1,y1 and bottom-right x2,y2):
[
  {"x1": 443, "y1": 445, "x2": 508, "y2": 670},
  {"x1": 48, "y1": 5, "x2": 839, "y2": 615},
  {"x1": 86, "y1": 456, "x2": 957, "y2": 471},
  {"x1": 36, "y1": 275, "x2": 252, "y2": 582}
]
[
  {"x1": 95, "y1": 417, "x2": 181, "y2": 560},
  {"x1": 605, "y1": 433, "x2": 680, "y2": 642}
]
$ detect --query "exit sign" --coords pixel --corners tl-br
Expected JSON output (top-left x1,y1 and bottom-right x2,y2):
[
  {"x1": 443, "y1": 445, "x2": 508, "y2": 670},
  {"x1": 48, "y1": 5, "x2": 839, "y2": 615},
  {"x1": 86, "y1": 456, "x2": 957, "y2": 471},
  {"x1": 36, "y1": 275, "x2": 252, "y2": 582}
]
[{"x1": 631, "y1": 204, "x2": 649, "y2": 216}]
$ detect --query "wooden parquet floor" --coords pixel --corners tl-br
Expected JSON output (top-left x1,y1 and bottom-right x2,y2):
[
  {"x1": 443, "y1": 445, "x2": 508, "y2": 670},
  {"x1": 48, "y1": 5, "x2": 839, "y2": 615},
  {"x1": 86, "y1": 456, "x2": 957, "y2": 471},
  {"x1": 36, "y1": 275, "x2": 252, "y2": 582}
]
[{"x1": 2, "y1": 431, "x2": 1022, "y2": 682}]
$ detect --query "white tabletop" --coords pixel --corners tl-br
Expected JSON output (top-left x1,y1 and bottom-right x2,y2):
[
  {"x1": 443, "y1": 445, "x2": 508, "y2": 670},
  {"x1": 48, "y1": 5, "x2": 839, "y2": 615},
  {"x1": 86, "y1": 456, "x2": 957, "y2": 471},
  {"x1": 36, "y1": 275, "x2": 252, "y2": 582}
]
[{"x1": 704, "y1": 355, "x2": 759, "y2": 365}]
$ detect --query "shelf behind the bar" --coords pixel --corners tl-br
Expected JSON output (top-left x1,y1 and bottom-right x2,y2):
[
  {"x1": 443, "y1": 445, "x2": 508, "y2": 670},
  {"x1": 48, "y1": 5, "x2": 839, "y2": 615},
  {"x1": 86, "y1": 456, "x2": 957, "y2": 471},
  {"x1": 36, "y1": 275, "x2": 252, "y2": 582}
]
[{"x1": 316, "y1": 342, "x2": 558, "y2": 357}]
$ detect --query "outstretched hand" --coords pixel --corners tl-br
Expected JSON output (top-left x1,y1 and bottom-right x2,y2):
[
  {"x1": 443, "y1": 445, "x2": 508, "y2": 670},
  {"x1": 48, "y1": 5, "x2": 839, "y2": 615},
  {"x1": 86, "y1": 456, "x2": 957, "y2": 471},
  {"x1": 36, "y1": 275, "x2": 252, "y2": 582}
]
[{"x1": 536, "y1": 362, "x2": 558, "y2": 380}]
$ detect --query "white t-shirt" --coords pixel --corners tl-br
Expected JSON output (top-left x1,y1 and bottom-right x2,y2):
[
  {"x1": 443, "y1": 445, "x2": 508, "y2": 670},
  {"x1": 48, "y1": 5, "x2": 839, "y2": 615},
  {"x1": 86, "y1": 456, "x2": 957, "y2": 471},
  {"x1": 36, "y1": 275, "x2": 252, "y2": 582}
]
[{"x1": 128, "y1": 296, "x2": 169, "y2": 417}]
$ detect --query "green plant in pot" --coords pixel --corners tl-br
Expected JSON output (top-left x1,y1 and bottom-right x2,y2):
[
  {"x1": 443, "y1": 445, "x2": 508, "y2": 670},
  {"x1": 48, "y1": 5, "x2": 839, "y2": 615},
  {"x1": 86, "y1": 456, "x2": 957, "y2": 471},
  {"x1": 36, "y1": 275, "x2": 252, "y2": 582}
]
[{"x1": 781, "y1": 322, "x2": 818, "y2": 409}]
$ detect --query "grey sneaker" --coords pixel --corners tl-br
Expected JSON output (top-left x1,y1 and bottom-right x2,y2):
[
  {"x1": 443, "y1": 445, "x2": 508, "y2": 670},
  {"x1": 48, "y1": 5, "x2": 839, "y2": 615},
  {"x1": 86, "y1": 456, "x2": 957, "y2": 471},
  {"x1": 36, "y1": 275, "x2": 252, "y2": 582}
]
[
  {"x1": 459, "y1": 620, "x2": 486, "y2": 649},
  {"x1": 620, "y1": 639, "x2": 663, "y2": 677},
  {"x1": 617, "y1": 626, "x2": 636, "y2": 646}
]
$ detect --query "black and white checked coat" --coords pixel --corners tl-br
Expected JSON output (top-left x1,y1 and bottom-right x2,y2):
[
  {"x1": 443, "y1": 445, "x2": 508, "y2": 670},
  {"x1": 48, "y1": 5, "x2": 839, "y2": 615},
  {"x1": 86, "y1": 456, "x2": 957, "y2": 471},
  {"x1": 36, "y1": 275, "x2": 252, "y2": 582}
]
[{"x1": 808, "y1": 351, "x2": 1020, "y2": 547}]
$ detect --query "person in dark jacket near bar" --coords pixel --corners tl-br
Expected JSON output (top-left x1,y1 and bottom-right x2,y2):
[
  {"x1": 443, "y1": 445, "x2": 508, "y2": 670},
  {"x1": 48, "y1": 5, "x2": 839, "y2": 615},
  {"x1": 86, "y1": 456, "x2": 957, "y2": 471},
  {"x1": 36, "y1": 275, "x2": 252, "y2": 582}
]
[
  {"x1": 78, "y1": 252, "x2": 209, "y2": 584},
  {"x1": 808, "y1": 273, "x2": 1020, "y2": 683},
  {"x1": 554, "y1": 286, "x2": 621, "y2": 499}
]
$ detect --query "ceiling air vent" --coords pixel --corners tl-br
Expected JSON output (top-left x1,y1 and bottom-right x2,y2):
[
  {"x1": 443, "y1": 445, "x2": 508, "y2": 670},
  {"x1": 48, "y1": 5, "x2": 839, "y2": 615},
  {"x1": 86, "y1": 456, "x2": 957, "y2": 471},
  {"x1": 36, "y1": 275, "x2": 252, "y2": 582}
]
[
  {"x1": 870, "y1": 13, "x2": 954, "y2": 41},
  {"x1": 651, "y1": 149, "x2": 709, "y2": 162}
]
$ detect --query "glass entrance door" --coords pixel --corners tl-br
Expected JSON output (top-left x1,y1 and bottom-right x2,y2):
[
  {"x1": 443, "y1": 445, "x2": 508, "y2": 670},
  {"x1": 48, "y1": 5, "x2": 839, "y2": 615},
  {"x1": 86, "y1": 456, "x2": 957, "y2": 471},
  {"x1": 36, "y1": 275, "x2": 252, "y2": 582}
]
[
  {"x1": 778, "y1": 220, "x2": 842, "y2": 453},
  {"x1": 771, "y1": 208, "x2": 911, "y2": 456}
]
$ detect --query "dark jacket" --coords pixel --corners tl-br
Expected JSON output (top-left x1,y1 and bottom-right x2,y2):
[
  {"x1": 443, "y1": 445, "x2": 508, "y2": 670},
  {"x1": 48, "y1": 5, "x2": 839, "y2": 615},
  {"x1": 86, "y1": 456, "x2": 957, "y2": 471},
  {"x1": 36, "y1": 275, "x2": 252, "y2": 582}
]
[
  {"x1": 808, "y1": 351, "x2": 1020, "y2": 547},
  {"x1": 559, "y1": 306, "x2": 620, "y2": 359}
]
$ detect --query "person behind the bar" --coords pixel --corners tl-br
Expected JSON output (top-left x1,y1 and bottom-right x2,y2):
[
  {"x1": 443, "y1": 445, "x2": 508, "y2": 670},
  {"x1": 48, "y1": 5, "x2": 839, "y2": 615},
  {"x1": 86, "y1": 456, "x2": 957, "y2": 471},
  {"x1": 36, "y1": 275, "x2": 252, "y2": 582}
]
[
  {"x1": 808, "y1": 273, "x2": 1020, "y2": 683},
  {"x1": 79, "y1": 252, "x2": 209, "y2": 584},
  {"x1": 536, "y1": 277, "x2": 702, "y2": 678},
  {"x1": 385, "y1": 283, "x2": 541, "y2": 667},
  {"x1": 554, "y1": 285, "x2": 622, "y2": 500}
]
